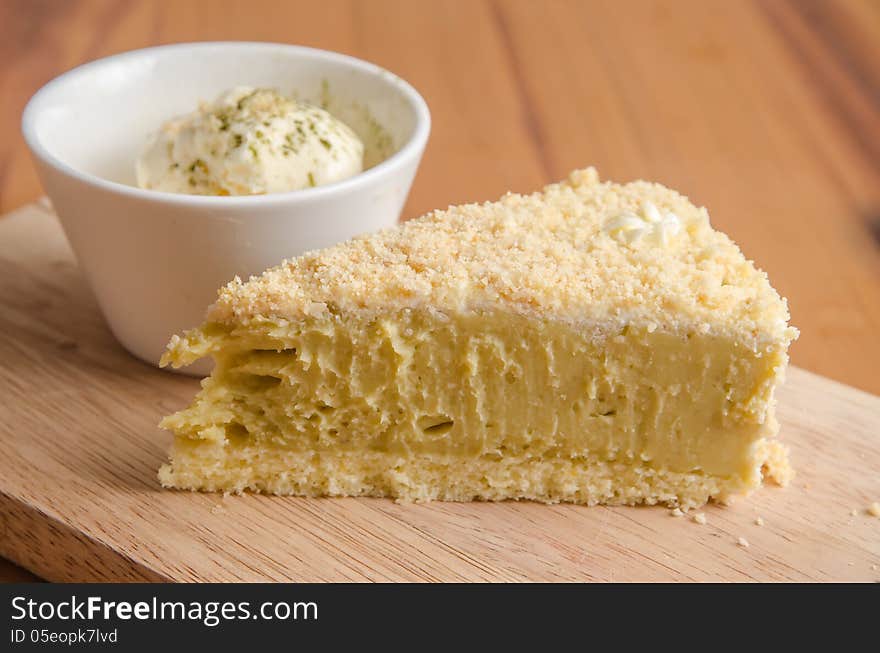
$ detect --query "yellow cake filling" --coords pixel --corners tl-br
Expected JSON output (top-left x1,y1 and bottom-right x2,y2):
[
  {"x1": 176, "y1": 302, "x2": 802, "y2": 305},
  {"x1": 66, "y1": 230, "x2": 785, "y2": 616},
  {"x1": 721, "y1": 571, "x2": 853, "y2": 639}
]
[{"x1": 160, "y1": 309, "x2": 790, "y2": 506}]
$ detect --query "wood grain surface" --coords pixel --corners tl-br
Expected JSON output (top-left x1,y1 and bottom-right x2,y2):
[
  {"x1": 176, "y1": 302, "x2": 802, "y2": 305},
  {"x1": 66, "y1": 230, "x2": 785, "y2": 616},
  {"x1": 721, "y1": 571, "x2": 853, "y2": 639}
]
[
  {"x1": 0, "y1": 204, "x2": 878, "y2": 582},
  {"x1": 1, "y1": 0, "x2": 878, "y2": 581}
]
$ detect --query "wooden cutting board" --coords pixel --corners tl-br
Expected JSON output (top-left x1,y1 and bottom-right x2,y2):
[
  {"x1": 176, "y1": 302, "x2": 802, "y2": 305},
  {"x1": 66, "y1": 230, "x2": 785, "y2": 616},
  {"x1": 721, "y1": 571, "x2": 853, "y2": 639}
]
[{"x1": 1, "y1": 203, "x2": 878, "y2": 582}]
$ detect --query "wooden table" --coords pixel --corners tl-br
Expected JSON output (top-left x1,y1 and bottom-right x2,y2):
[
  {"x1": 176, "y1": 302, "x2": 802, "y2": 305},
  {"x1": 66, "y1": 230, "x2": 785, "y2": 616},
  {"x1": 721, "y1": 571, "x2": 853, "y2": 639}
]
[{"x1": 1, "y1": 0, "x2": 878, "y2": 582}]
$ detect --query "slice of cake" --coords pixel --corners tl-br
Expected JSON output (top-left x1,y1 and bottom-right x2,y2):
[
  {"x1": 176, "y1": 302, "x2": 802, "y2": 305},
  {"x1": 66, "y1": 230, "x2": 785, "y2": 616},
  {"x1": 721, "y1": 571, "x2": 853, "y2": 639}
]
[{"x1": 159, "y1": 168, "x2": 797, "y2": 507}]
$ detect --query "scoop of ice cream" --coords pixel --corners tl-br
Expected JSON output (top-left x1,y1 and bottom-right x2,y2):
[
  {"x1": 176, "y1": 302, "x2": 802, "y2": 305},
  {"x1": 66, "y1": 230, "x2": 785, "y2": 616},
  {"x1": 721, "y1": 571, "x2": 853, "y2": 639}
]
[{"x1": 136, "y1": 87, "x2": 364, "y2": 195}]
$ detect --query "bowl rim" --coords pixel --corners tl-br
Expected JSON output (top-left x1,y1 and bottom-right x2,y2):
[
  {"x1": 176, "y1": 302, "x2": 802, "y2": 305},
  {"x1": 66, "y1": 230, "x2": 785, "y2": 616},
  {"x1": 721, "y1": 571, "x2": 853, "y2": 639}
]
[{"x1": 21, "y1": 41, "x2": 431, "y2": 207}]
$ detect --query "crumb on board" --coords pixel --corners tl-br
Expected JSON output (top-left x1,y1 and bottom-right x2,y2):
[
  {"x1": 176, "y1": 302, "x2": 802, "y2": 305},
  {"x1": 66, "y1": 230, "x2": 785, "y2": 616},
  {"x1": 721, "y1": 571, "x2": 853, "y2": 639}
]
[
  {"x1": 692, "y1": 512, "x2": 707, "y2": 525},
  {"x1": 669, "y1": 507, "x2": 684, "y2": 517},
  {"x1": 754, "y1": 516, "x2": 765, "y2": 527},
  {"x1": 850, "y1": 509, "x2": 858, "y2": 517},
  {"x1": 868, "y1": 502, "x2": 880, "y2": 517},
  {"x1": 737, "y1": 536, "x2": 750, "y2": 548}
]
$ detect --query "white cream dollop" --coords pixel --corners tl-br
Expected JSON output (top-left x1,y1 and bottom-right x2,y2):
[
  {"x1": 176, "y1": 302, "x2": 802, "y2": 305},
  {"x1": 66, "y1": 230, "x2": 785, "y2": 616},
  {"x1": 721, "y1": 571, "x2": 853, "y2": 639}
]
[
  {"x1": 136, "y1": 87, "x2": 364, "y2": 195},
  {"x1": 604, "y1": 201, "x2": 683, "y2": 246}
]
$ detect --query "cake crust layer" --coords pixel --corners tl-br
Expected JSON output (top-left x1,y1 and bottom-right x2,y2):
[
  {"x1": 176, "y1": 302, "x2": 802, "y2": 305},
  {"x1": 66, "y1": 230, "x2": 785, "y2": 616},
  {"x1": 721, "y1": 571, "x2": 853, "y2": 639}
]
[{"x1": 160, "y1": 448, "x2": 735, "y2": 508}]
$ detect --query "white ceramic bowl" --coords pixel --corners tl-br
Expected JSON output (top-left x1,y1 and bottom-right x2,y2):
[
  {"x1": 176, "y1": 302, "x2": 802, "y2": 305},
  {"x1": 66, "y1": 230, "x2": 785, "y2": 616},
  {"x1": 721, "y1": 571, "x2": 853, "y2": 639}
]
[{"x1": 22, "y1": 42, "x2": 430, "y2": 375}]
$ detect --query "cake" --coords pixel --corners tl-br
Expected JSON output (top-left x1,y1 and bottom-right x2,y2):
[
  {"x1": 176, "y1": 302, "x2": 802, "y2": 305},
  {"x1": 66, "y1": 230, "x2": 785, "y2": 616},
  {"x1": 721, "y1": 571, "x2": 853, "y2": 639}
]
[{"x1": 159, "y1": 168, "x2": 798, "y2": 507}]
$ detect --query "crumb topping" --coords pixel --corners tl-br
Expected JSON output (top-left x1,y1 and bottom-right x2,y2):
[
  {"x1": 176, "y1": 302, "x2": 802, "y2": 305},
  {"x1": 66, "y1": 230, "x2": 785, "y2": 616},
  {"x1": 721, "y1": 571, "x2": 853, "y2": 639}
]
[{"x1": 203, "y1": 168, "x2": 797, "y2": 347}]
